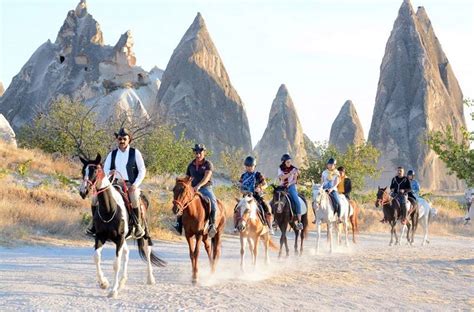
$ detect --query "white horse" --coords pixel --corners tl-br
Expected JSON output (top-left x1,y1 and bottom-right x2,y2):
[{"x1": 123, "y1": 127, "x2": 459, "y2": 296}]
[
  {"x1": 399, "y1": 196, "x2": 437, "y2": 246},
  {"x1": 312, "y1": 184, "x2": 351, "y2": 253}
]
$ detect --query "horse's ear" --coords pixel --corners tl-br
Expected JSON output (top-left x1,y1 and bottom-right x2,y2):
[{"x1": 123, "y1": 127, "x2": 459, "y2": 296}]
[
  {"x1": 79, "y1": 156, "x2": 88, "y2": 165},
  {"x1": 94, "y1": 153, "x2": 101, "y2": 164}
]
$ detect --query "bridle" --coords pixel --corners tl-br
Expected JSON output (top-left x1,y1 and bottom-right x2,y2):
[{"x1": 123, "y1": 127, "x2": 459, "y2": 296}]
[
  {"x1": 273, "y1": 189, "x2": 291, "y2": 214},
  {"x1": 376, "y1": 190, "x2": 392, "y2": 207},
  {"x1": 173, "y1": 182, "x2": 198, "y2": 216},
  {"x1": 84, "y1": 164, "x2": 110, "y2": 196}
]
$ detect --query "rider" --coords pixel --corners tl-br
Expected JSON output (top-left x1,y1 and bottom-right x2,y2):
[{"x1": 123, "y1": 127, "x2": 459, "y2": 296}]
[
  {"x1": 388, "y1": 166, "x2": 413, "y2": 221},
  {"x1": 86, "y1": 128, "x2": 146, "y2": 238},
  {"x1": 278, "y1": 154, "x2": 303, "y2": 230},
  {"x1": 174, "y1": 144, "x2": 218, "y2": 238},
  {"x1": 237, "y1": 156, "x2": 274, "y2": 235},
  {"x1": 337, "y1": 166, "x2": 352, "y2": 201},
  {"x1": 407, "y1": 170, "x2": 420, "y2": 199},
  {"x1": 321, "y1": 158, "x2": 341, "y2": 221}
]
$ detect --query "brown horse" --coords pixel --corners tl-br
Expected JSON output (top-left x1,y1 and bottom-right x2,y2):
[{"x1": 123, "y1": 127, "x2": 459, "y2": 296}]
[
  {"x1": 375, "y1": 187, "x2": 404, "y2": 246},
  {"x1": 271, "y1": 186, "x2": 309, "y2": 257},
  {"x1": 235, "y1": 194, "x2": 277, "y2": 271},
  {"x1": 172, "y1": 177, "x2": 225, "y2": 284},
  {"x1": 348, "y1": 199, "x2": 360, "y2": 243}
]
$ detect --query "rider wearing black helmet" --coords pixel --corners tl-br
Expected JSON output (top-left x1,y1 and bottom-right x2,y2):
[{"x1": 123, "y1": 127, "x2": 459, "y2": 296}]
[
  {"x1": 237, "y1": 156, "x2": 274, "y2": 234},
  {"x1": 278, "y1": 154, "x2": 304, "y2": 230}
]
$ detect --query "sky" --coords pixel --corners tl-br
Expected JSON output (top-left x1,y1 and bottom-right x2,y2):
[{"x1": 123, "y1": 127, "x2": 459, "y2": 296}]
[{"x1": 1, "y1": 0, "x2": 473, "y2": 147}]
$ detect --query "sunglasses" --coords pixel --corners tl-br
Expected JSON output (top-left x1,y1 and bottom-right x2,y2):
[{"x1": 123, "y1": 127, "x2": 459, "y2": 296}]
[{"x1": 117, "y1": 137, "x2": 128, "y2": 142}]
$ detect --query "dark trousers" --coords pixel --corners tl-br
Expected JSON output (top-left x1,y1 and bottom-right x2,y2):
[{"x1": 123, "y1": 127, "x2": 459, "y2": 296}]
[
  {"x1": 254, "y1": 193, "x2": 271, "y2": 215},
  {"x1": 328, "y1": 191, "x2": 341, "y2": 217}
]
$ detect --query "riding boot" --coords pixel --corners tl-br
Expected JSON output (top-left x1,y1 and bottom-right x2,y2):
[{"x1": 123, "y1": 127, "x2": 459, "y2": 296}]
[
  {"x1": 86, "y1": 205, "x2": 98, "y2": 236},
  {"x1": 265, "y1": 213, "x2": 274, "y2": 235},
  {"x1": 208, "y1": 208, "x2": 217, "y2": 238},
  {"x1": 173, "y1": 216, "x2": 183, "y2": 235},
  {"x1": 131, "y1": 207, "x2": 145, "y2": 239}
]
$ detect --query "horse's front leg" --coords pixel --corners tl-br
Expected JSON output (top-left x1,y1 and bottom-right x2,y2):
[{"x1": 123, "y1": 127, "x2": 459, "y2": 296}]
[
  {"x1": 186, "y1": 235, "x2": 197, "y2": 284},
  {"x1": 344, "y1": 217, "x2": 349, "y2": 247},
  {"x1": 422, "y1": 215, "x2": 429, "y2": 245},
  {"x1": 389, "y1": 223, "x2": 394, "y2": 246},
  {"x1": 316, "y1": 220, "x2": 321, "y2": 254},
  {"x1": 193, "y1": 234, "x2": 202, "y2": 283},
  {"x1": 240, "y1": 234, "x2": 246, "y2": 272},
  {"x1": 264, "y1": 233, "x2": 270, "y2": 265},
  {"x1": 119, "y1": 241, "x2": 130, "y2": 289},
  {"x1": 328, "y1": 222, "x2": 333, "y2": 253},
  {"x1": 108, "y1": 239, "x2": 125, "y2": 298},
  {"x1": 299, "y1": 225, "x2": 305, "y2": 256},
  {"x1": 253, "y1": 235, "x2": 259, "y2": 266},
  {"x1": 94, "y1": 241, "x2": 109, "y2": 290}
]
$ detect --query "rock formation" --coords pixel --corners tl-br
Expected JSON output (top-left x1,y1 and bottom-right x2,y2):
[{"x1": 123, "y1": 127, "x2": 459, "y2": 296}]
[
  {"x1": 368, "y1": 0, "x2": 466, "y2": 191},
  {"x1": 0, "y1": 82, "x2": 4, "y2": 97},
  {"x1": 254, "y1": 84, "x2": 315, "y2": 178},
  {"x1": 0, "y1": 0, "x2": 162, "y2": 130},
  {"x1": 155, "y1": 13, "x2": 252, "y2": 156},
  {"x1": 329, "y1": 100, "x2": 365, "y2": 153},
  {"x1": 0, "y1": 114, "x2": 17, "y2": 147}
]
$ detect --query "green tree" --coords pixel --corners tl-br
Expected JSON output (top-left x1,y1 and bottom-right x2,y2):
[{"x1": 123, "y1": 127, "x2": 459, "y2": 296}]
[
  {"x1": 138, "y1": 126, "x2": 194, "y2": 176},
  {"x1": 300, "y1": 141, "x2": 381, "y2": 193},
  {"x1": 427, "y1": 98, "x2": 474, "y2": 186},
  {"x1": 18, "y1": 97, "x2": 110, "y2": 158},
  {"x1": 218, "y1": 148, "x2": 246, "y2": 182}
]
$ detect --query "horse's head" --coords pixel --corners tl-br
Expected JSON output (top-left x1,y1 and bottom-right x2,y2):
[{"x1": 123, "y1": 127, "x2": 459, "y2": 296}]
[
  {"x1": 235, "y1": 193, "x2": 256, "y2": 232},
  {"x1": 272, "y1": 185, "x2": 289, "y2": 214},
  {"x1": 79, "y1": 154, "x2": 103, "y2": 199},
  {"x1": 375, "y1": 186, "x2": 388, "y2": 207},
  {"x1": 172, "y1": 176, "x2": 194, "y2": 216},
  {"x1": 312, "y1": 183, "x2": 323, "y2": 207}
]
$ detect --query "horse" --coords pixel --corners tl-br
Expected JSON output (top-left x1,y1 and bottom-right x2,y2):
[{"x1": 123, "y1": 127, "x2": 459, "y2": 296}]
[
  {"x1": 399, "y1": 196, "x2": 436, "y2": 245},
  {"x1": 270, "y1": 186, "x2": 308, "y2": 257},
  {"x1": 312, "y1": 184, "x2": 350, "y2": 253},
  {"x1": 79, "y1": 154, "x2": 166, "y2": 298},
  {"x1": 235, "y1": 194, "x2": 277, "y2": 271},
  {"x1": 376, "y1": 187, "x2": 417, "y2": 246},
  {"x1": 172, "y1": 176, "x2": 226, "y2": 284}
]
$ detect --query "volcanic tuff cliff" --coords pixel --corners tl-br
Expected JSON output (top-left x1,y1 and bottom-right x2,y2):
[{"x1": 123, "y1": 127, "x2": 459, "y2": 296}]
[
  {"x1": 254, "y1": 84, "x2": 315, "y2": 178},
  {"x1": 329, "y1": 100, "x2": 365, "y2": 153},
  {"x1": 368, "y1": 0, "x2": 466, "y2": 191},
  {"x1": 0, "y1": 0, "x2": 161, "y2": 129},
  {"x1": 155, "y1": 13, "x2": 252, "y2": 156}
]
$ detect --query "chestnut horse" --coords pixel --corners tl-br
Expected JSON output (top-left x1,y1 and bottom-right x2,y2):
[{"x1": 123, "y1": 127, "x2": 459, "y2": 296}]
[
  {"x1": 172, "y1": 177, "x2": 226, "y2": 284},
  {"x1": 235, "y1": 194, "x2": 277, "y2": 271}
]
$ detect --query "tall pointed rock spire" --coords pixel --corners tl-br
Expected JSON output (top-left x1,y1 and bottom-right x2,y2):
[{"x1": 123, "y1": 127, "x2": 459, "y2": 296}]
[
  {"x1": 156, "y1": 12, "x2": 252, "y2": 156},
  {"x1": 368, "y1": 1, "x2": 465, "y2": 190},
  {"x1": 254, "y1": 84, "x2": 314, "y2": 178},
  {"x1": 329, "y1": 100, "x2": 365, "y2": 153}
]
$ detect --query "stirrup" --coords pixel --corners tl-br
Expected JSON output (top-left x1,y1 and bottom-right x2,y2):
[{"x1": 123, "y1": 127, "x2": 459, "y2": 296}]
[{"x1": 85, "y1": 228, "x2": 96, "y2": 237}]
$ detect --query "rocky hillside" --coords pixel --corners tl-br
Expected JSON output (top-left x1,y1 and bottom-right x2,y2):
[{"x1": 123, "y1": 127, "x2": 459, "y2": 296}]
[
  {"x1": 329, "y1": 100, "x2": 365, "y2": 152},
  {"x1": 155, "y1": 13, "x2": 252, "y2": 156},
  {"x1": 0, "y1": 0, "x2": 161, "y2": 129},
  {"x1": 368, "y1": 0, "x2": 466, "y2": 191}
]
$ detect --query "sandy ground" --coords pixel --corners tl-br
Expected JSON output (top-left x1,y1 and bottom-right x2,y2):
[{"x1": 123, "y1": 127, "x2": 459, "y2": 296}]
[{"x1": 0, "y1": 231, "x2": 473, "y2": 311}]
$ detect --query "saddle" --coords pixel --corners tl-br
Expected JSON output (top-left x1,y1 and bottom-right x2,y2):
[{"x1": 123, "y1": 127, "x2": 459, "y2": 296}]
[
  {"x1": 288, "y1": 193, "x2": 308, "y2": 216},
  {"x1": 112, "y1": 183, "x2": 132, "y2": 209}
]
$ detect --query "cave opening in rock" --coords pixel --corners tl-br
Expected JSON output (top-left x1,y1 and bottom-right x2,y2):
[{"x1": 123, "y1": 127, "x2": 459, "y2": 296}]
[{"x1": 59, "y1": 55, "x2": 65, "y2": 63}]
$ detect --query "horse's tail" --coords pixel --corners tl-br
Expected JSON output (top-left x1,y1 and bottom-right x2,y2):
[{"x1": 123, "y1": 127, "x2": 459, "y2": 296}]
[
  {"x1": 268, "y1": 237, "x2": 279, "y2": 251},
  {"x1": 137, "y1": 237, "x2": 167, "y2": 267}
]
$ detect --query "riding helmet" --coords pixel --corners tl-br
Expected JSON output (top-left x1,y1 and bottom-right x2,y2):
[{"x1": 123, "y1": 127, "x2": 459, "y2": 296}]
[
  {"x1": 192, "y1": 143, "x2": 206, "y2": 152},
  {"x1": 407, "y1": 169, "x2": 415, "y2": 176},
  {"x1": 244, "y1": 156, "x2": 256, "y2": 167},
  {"x1": 327, "y1": 158, "x2": 336, "y2": 165},
  {"x1": 281, "y1": 154, "x2": 292, "y2": 162}
]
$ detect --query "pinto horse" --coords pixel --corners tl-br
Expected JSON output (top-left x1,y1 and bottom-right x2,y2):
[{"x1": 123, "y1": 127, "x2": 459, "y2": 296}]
[
  {"x1": 271, "y1": 186, "x2": 308, "y2": 257},
  {"x1": 172, "y1": 176, "x2": 226, "y2": 284},
  {"x1": 235, "y1": 194, "x2": 277, "y2": 271},
  {"x1": 312, "y1": 184, "x2": 350, "y2": 253},
  {"x1": 79, "y1": 154, "x2": 166, "y2": 298}
]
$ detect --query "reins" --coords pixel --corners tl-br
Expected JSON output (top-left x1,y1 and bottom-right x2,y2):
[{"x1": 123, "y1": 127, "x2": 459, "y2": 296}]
[{"x1": 173, "y1": 183, "x2": 199, "y2": 214}]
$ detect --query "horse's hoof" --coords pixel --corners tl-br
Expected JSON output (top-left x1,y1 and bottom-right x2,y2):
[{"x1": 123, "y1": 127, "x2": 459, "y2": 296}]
[
  {"x1": 147, "y1": 277, "x2": 156, "y2": 285},
  {"x1": 108, "y1": 290, "x2": 118, "y2": 299},
  {"x1": 119, "y1": 277, "x2": 128, "y2": 290},
  {"x1": 99, "y1": 279, "x2": 109, "y2": 290},
  {"x1": 192, "y1": 278, "x2": 198, "y2": 286}
]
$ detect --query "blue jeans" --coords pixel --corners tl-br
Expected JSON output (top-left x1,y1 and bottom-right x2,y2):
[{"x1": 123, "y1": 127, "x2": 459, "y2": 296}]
[
  {"x1": 328, "y1": 190, "x2": 341, "y2": 216},
  {"x1": 199, "y1": 186, "x2": 217, "y2": 218},
  {"x1": 288, "y1": 184, "x2": 302, "y2": 215}
]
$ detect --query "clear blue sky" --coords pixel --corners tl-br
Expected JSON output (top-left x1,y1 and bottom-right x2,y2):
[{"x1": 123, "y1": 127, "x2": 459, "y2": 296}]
[{"x1": 1, "y1": 0, "x2": 472, "y2": 146}]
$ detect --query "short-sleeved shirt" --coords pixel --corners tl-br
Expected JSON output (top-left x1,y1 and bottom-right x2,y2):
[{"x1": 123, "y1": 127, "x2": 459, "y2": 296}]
[
  {"x1": 186, "y1": 159, "x2": 214, "y2": 188},
  {"x1": 322, "y1": 169, "x2": 340, "y2": 190},
  {"x1": 239, "y1": 171, "x2": 265, "y2": 194}
]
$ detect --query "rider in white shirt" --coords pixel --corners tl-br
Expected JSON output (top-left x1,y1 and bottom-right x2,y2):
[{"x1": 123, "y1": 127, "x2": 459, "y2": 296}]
[{"x1": 86, "y1": 128, "x2": 146, "y2": 238}]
